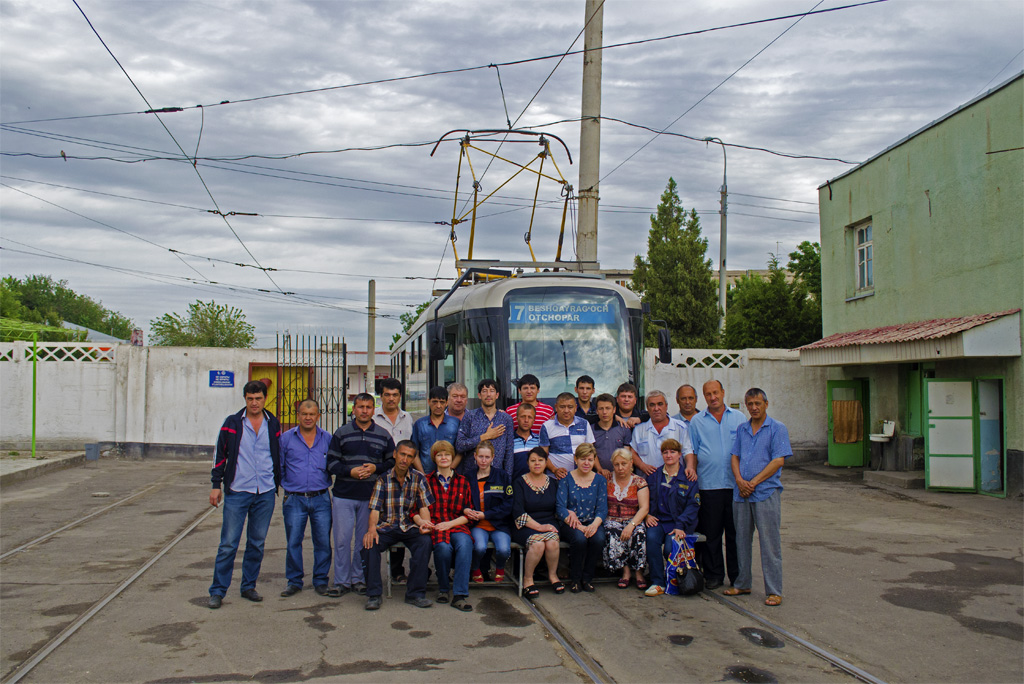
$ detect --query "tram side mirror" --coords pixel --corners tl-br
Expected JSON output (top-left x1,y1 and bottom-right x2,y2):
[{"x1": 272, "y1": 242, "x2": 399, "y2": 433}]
[
  {"x1": 657, "y1": 327, "x2": 672, "y2": 364},
  {"x1": 429, "y1": 323, "x2": 446, "y2": 361}
]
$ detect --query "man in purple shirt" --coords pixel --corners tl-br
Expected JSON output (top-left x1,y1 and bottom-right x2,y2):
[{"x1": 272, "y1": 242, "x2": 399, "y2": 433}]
[
  {"x1": 279, "y1": 400, "x2": 338, "y2": 598},
  {"x1": 455, "y1": 379, "x2": 515, "y2": 477}
]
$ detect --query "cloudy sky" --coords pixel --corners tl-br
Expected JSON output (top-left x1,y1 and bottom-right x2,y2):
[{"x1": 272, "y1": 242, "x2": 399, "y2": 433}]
[{"x1": 2, "y1": 0, "x2": 1021, "y2": 348}]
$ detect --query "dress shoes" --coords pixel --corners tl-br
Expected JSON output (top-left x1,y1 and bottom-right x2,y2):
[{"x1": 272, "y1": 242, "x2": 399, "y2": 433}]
[
  {"x1": 280, "y1": 585, "x2": 302, "y2": 597},
  {"x1": 705, "y1": 578, "x2": 724, "y2": 590},
  {"x1": 240, "y1": 589, "x2": 263, "y2": 602},
  {"x1": 208, "y1": 595, "x2": 223, "y2": 609},
  {"x1": 404, "y1": 596, "x2": 433, "y2": 608},
  {"x1": 365, "y1": 596, "x2": 382, "y2": 610}
]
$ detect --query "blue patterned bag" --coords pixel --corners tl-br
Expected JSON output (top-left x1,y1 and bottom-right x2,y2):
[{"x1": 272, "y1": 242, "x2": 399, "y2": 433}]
[{"x1": 665, "y1": 533, "x2": 704, "y2": 596}]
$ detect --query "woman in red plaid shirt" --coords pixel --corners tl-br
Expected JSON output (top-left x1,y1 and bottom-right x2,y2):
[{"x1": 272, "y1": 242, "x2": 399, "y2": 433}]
[{"x1": 426, "y1": 441, "x2": 474, "y2": 611}]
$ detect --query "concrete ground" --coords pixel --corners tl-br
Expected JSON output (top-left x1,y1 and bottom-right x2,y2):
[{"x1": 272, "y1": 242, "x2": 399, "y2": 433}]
[{"x1": 0, "y1": 457, "x2": 1021, "y2": 683}]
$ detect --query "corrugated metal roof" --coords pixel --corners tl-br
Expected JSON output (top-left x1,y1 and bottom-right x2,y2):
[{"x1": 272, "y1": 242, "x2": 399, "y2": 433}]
[{"x1": 799, "y1": 309, "x2": 1021, "y2": 350}]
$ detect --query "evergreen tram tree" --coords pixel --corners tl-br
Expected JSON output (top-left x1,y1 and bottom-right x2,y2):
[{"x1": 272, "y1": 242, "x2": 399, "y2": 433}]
[{"x1": 630, "y1": 178, "x2": 719, "y2": 348}]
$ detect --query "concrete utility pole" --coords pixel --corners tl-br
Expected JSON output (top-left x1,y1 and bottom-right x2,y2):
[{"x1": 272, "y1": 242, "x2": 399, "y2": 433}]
[
  {"x1": 367, "y1": 280, "x2": 376, "y2": 394},
  {"x1": 704, "y1": 137, "x2": 728, "y2": 333},
  {"x1": 576, "y1": 0, "x2": 603, "y2": 271}
]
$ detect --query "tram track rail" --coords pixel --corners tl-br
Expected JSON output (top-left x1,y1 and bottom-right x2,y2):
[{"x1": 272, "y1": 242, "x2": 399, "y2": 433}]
[
  {"x1": 2, "y1": 504, "x2": 217, "y2": 684},
  {"x1": 0, "y1": 484, "x2": 161, "y2": 562}
]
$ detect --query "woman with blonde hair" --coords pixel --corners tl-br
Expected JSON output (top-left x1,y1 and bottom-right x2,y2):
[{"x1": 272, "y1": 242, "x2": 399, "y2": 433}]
[{"x1": 603, "y1": 447, "x2": 650, "y2": 589}]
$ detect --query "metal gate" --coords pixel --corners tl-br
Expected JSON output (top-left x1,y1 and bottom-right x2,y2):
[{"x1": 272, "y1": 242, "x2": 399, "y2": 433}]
[{"x1": 275, "y1": 330, "x2": 348, "y2": 433}]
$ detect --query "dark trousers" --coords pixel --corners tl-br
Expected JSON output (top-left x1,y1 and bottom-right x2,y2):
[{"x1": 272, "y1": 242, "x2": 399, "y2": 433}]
[
  {"x1": 695, "y1": 488, "x2": 738, "y2": 584},
  {"x1": 560, "y1": 523, "x2": 607, "y2": 584},
  {"x1": 363, "y1": 528, "x2": 431, "y2": 599}
]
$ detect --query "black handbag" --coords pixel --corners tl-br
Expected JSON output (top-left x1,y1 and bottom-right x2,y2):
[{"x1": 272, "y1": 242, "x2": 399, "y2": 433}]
[{"x1": 678, "y1": 535, "x2": 704, "y2": 595}]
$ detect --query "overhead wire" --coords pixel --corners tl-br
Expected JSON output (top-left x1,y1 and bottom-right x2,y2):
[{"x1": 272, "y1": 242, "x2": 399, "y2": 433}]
[
  {"x1": 2, "y1": 0, "x2": 889, "y2": 126},
  {"x1": 71, "y1": 0, "x2": 282, "y2": 293},
  {"x1": 601, "y1": 0, "x2": 828, "y2": 183}
]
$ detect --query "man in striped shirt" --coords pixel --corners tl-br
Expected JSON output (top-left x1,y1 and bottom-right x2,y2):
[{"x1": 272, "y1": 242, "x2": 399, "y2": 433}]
[
  {"x1": 540, "y1": 392, "x2": 595, "y2": 478},
  {"x1": 507, "y1": 374, "x2": 554, "y2": 435}
]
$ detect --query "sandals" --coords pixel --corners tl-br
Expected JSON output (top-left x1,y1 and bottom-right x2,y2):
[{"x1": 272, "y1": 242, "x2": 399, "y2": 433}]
[
  {"x1": 617, "y1": 578, "x2": 630, "y2": 589},
  {"x1": 471, "y1": 570, "x2": 485, "y2": 584},
  {"x1": 451, "y1": 596, "x2": 473, "y2": 612},
  {"x1": 524, "y1": 585, "x2": 540, "y2": 598},
  {"x1": 582, "y1": 582, "x2": 595, "y2": 593},
  {"x1": 635, "y1": 577, "x2": 648, "y2": 590},
  {"x1": 569, "y1": 582, "x2": 582, "y2": 594},
  {"x1": 551, "y1": 581, "x2": 566, "y2": 594},
  {"x1": 435, "y1": 591, "x2": 450, "y2": 604},
  {"x1": 493, "y1": 570, "x2": 505, "y2": 583},
  {"x1": 765, "y1": 594, "x2": 782, "y2": 606},
  {"x1": 723, "y1": 587, "x2": 751, "y2": 596}
]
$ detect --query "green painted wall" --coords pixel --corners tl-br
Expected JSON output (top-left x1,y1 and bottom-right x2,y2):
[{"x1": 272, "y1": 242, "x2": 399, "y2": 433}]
[
  {"x1": 818, "y1": 75, "x2": 1023, "y2": 332},
  {"x1": 817, "y1": 75, "x2": 1023, "y2": 475}
]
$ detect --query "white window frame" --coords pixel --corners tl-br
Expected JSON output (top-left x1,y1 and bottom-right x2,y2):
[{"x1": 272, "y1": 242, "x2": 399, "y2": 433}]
[{"x1": 855, "y1": 222, "x2": 873, "y2": 292}]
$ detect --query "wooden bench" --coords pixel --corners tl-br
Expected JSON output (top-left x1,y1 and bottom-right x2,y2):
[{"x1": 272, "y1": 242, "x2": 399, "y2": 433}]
[{"x1": 382, "y1": 533, "x2": 705, "y2": 598}]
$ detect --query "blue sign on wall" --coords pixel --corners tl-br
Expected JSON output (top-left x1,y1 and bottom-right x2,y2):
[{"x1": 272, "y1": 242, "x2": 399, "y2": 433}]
[
  {"x1": 209, "y1": 370, "x2": 235, "y2": 388},
  {"x1": 508, "y1": 300, "x2": 616, "y2": 325}
]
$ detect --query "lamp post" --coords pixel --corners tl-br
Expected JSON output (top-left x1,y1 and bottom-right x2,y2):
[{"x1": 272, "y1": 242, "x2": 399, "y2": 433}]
[{"x1": 703, "y1": 137, "x2": 727, "y2": 333}]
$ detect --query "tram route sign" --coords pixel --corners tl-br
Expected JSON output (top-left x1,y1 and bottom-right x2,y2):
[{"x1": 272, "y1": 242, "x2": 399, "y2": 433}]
[
  {"x1": 508, "y1": 300, "x2": 616, "y2": 325},
  {"x1": 209, "y1": 370, "x2": 235, "y2": 388}
]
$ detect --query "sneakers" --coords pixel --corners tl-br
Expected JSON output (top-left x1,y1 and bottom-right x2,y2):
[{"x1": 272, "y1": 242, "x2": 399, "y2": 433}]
[{"x1": 644, "y1": 584, "x2": 665, "y2": 597}]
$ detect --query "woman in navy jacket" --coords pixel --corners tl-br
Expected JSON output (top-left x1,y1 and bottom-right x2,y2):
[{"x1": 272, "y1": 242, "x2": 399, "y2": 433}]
[
  {"x1": 643, "y1": 438, "x2": 700, "y2": 596},
  {"x1": 464, "y1": 440, "x2": 513, "y2": 583}
]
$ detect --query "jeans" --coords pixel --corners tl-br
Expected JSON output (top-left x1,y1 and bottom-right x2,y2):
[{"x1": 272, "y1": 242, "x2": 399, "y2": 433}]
[
  {"x1": 733, "y1": 490, "x2": 783, "y2": 596},
  {"x1": 696, "y1": 488, "x2": 738, "y2": 585},
  {"x1": 470, "y1": 527, "x2": 511, "y2": 571},
  {"x1": 331, "y1": 497, "x2": 369, "y2": 587},
  {"x1": 645, "y1": 525, "x2": 676, "y2": 588},
  {"x1": 363, "y1": 528, "x2": 432, "y2": 599},
  {"x1": 209, "y1": 489, "x2": 275, "y2": 597},
  {"x1": 560, "y1": 524, "x2": 607, "y2": 584},
  {"x1": 433, "y1": 532, "x2": 473, "y2": 596},
  {"x1": 283, "y1": 491, "x2": 333, "y2": 588}
]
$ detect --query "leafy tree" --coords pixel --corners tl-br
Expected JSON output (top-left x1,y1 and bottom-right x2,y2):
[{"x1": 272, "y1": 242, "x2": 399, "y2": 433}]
[
  {"x1": 390, "y1": 300, "x2": 431, "y2": 350},
  {"x1": 0, "y1": 317, "x2": 86, "y2": 342},
  {"x1": 1, "y1": 274, "x2": 134, "y2": 338},
  {"x1": 787, "y1": 241, "x2": 822, "y2": 301},
  {"x1": 630, "y1": 178, "x2": 719, "y2": 348},
  {"x1": 150, "y1": 300, "x2": 256, "y2": 348},
  {"x1": 724, "y1": 255, "x2": 821, "y2": 348}
]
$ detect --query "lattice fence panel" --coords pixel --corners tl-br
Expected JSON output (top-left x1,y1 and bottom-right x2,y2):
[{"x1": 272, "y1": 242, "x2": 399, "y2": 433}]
[
  {"x1": 672, "y1": 352, "x2": 743, "y2": 369},
  {"x1": 24, "y1": 343, "x2": 116, "y2": 362}
]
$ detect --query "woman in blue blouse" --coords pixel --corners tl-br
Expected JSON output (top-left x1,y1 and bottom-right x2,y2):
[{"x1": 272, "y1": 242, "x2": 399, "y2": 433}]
[{"x1": 556, "y1": 443, "x2": 608, "y2": 593}]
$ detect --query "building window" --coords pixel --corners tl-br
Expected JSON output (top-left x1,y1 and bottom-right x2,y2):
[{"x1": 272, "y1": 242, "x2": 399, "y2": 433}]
[{"x1": 856, "y1": 223, "x2": 873, "y2": 291}]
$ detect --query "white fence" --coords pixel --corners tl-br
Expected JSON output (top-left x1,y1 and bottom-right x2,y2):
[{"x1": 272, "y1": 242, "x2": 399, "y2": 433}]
[
  {"x1": 0, "y1": 342, "x2": 828, "y2": 461},
  {"x1": 645, "y1": 348, "x2": 828, "y2": 461}
]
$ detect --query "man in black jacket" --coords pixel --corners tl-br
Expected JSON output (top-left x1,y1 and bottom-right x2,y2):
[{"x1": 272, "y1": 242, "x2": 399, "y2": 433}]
[{"x1": 208, "y1": 380, "x2": 282, "y2": 609}]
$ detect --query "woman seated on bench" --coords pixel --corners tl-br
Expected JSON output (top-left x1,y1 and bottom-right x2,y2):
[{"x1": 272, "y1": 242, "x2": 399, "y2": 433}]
[
  {"x1": 604, "y1": 447, "x2": 650, "y2": 590},
  {"x1": 464, "y1": 440, "x2": 513, "y2": 583},
  {"x1": 426, "y1": 440, "x2": 474, "y2": 611},
  {"x1": 556, "y1": 443, "x2": 608, "y2": 593},
  {"x1": 512, "y1": 447, "x2": 564, "y2": 597}
]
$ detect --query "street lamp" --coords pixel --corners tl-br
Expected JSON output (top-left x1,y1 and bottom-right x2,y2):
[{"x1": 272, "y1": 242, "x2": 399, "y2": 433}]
[{"x1": 703, "y1": 137, "x2": 727, "y2": 333}]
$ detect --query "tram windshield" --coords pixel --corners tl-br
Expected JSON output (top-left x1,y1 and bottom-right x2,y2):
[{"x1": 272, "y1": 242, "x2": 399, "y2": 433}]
[{"x1": 506, "y1": 291, "x2": 632, "y2": 398}]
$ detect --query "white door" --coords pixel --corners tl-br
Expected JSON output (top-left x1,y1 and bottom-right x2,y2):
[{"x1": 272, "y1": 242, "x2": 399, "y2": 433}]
[{"x1": 925, "y1": 379, "x2": 975, "y2": 490}]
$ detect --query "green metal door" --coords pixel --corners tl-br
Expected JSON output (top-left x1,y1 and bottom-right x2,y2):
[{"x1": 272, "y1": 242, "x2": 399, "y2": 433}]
[
  {"x1": 925, "y1": 379, "x2": 975, "y2": 491},
  {"x1": 827, "y1": 380, "x2": 867, "y2": 466}
]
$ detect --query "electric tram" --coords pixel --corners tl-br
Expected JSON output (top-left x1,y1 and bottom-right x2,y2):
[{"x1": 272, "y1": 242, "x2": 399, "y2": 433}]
[{"x1": 390, "y1": 267, "x2": 669, "y2": 415}]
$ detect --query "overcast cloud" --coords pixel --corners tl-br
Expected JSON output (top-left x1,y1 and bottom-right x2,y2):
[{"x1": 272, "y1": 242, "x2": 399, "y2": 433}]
[{"x1": 2, "y1": 0, "x2": 1021, "y2": 347}]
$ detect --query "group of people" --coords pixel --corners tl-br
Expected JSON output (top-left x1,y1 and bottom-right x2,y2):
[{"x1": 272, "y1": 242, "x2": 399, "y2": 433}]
[{"x1": 206, "y1": 373, "x2": 792, "y2": 612}]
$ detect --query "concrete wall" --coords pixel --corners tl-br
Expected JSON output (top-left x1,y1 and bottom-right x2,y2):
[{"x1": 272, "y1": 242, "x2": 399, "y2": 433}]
[
  {"x1": 0, "y1": 342, "x2": 277, "y2": 457},
  {"x1": 646, "y1": 348, "x2": 829, "y2": 462}
]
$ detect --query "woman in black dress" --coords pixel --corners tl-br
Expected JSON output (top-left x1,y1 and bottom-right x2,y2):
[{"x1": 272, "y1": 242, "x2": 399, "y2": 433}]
[{"x1": 512, "y1": 447, "x2": 564, "y2": 597}]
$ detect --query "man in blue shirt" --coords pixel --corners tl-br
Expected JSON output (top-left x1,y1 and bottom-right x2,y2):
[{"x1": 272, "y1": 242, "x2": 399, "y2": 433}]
[
  {"x1": 456, "y1": 379, "x2": 515, "y2": 477},
  {"x1": 673, "y1": 384, "x2": 699, "y2": 425},
  {"x1": 412, "y1": 386, "x2": 460, "y2": 474},
  {"x1": 725, "y1": 388, "x2": 792, "y2": 607},
  {"x1": 685, "y1": 380, "x2": 745, "y2": 590},
  {"x1": 279, "y1": 400, "x2": 337, "y2": 598},
  {"x1": 511, "y1": 403, "x2": 540, "y2": 480},
  {"x1": 208, "y1": 380, "x2": 282, "y2": 609}
]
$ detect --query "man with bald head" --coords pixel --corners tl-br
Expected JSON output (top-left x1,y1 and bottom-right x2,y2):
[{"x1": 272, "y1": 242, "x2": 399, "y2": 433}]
[
  {"x1": 685, "y1": 379, "x2": 746, "y2": 590},
  {"x1": 279, "y1": 399, "x2": 337, "y2": 598}
]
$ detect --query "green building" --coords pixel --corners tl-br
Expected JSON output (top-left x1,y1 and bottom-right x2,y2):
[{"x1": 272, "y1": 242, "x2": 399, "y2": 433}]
[{"x1": 800, "y1": 73, "x2": 1022, "y2": 497}]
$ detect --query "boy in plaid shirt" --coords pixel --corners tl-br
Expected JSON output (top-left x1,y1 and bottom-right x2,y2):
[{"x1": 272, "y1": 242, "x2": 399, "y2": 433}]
[{"x1": 362, "y1": 440, "x2": 434, "y2": 610}]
